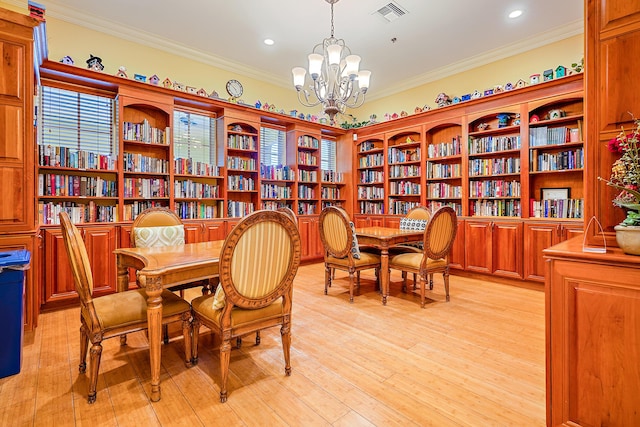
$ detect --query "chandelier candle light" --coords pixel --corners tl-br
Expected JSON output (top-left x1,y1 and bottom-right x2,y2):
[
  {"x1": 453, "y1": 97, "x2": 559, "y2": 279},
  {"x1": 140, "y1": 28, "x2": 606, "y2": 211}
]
[{"x1": 291, "y1": 0, "x2": 371, "y2": 124}]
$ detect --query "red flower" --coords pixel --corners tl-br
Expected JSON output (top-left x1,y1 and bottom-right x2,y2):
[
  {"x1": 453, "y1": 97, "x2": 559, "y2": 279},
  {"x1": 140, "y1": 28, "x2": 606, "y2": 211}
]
[{"x1": 608, "y1": 136, "x2": 623, "y2": 154}]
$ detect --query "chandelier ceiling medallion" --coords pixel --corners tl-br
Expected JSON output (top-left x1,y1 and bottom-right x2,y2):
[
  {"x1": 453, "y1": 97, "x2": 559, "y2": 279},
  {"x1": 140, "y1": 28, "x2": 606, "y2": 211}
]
[{"x1": 291, "y1": 0, "x2": 371, "y2": 124}]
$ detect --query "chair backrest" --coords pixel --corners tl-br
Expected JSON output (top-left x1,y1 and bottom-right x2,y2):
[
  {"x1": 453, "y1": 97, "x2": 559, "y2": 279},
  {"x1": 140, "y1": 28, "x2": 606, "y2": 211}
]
[
  {"x1": 218, "y1": 210, "x2": 300, "y2": 310},
  {"x1": 277, "y1": 206, "x2": 297, "y2": 224},
  {"x1": 406, "y1": 206, "x2": 431, "y2": 221},
  {"x1": 318, "y1": 206, "x2": 354, "y2": 259},
  {"x1": 59, "y1": 212, "x2": 98, "y2": 325},
  {"x1": 131, "y1": 207, "x2": 185, "y2": 248},
  {"x1": 422, "y1": 206, "x2": 458, "y2": 261}
]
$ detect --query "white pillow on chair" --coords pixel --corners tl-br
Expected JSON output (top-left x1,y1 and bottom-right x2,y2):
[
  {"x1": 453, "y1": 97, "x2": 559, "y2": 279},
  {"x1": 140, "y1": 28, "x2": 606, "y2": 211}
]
[{"x1": 133, "y1": 225, "x2": 185, "y2": 248}]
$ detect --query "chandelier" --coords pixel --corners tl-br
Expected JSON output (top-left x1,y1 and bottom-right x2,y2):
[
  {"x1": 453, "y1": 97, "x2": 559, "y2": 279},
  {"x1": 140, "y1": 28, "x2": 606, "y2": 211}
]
[{"x1": 291, "y1": 0, "x2": 371, "y2": 124}]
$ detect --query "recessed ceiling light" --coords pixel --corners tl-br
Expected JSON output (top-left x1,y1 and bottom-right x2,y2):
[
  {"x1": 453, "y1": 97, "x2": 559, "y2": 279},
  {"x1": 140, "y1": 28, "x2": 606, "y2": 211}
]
[
  {"x1": 509, "y1": 10, "x2": 523, "y2": 19},
  {"x1": 264, "y1": 38, "x2": 275, "y2": 46}
]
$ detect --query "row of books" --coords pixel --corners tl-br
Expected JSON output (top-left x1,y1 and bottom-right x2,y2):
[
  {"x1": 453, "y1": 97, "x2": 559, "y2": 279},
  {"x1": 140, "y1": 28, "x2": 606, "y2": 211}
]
[
  {"x1": 321, "y1": 187, "x2": 341, "y2": 199},
  {"x1": 123, "y1": 153, "x2": 169, "y2": 173},
  {"x1": 38, "y1": 201, "x2": 117, "y2": 224},
  {"x1": 358, "y1": 186, "x2": 384, "y2": 199},
  {"x1": 321, "y1": 170, "x2": 344, "y2": 183},
  {"x1": 426, "y1": 183, "x2": 462, "y2": 199},
  {"x1": 122, "y1": 201, "x2": 168, "y2": 221},
  {"x1": 38, "y1": 145, "x2": 115, "y2": 170},
  {"x1": 530, "y1": 198, "x2": 583, "y2": 219},
  {"x1": 359, "y1": 141, "x2": 380, "y2": 152},
  {"x1": 298, "y1": 169, "x2": 318, "y2": 183},
  {"x1": 469, "y1": 157, "x2": 521, "y2": 176},
  {"x1": 227, "y1": 201, "x2": 255, "y2": 218},
  {"x1": 426, "y1": 201, "x2": 462, "y2": 216},
  {"x1": 469, "y1": 199, "x2": 521, "y2": 217},
  {"x1": 298, "y1": 185, "x2": 316, "y2": 199},
  {"x1": 297, "y1": 151, "x2": 318, "y2": 165},
  {"x1": 529, "y1": 124, "x2": 581, "y2": 147},
  {"x1": 530, "y1": 148, "x2": 584, "y2": 172},
  {"x1": 227, "y1": 176, "x2": 255, "y2": 191},
  {"x1": 122, "y1": 119, "x2": 168, "y2": 145},
  {"x1": 261, "y1": 184, "x2": 292, "y2": 199},
  {"x1": 297, "y1": 202, "x2": 317, "y2": 215},
  {"x1": 174, "y1": 180, "x2": 220, "y2": 199},
  {"x1": 469, "y1": 179, "x2": 521, "y2": 198},
  {"x1": 388, "y1": 200, "x2": 421, "y2": 215},
  {"x1": 359, "y1": 152, "x2": 385, "y2": 167},
  {"x1": 261, "y1": 201, "x2": 293, "y2": 211},
  {"x1": 175, "y1": 201, "x2": 222, "y2": 220},
  {"x1": 297, "y1": 135, "x2": 319, "y2": 148},
  {"x1": 227, "y1": 134, "x2": 257, "y2": 151},
  {"x1": 38, "y1": 174, "x2": 117, "y2": 197},
  {"x1": 227, "y1": 156, "x2": 257, "y2": 171},
  {"x1": 427, "y1": 137, "x2": 462, "y2": 158},
  {"x1": 359, "y1": 201, "x2": 384, "y2": 215},
  {"x1": 469, "y1": 135, "x2": 521, "y2": 155},
  {"x1": 388, "y1": 146, "x2": 420, "y2": 164},
  {"x1": 174, "y1": 158, "x2": 220, "y2": 176},
  {"x1": 389, "y1": 181, "x2": 421, "y2": 196},
  {"x1": 123, "y1": 178, "x2": 168, "y2": 198},
  {"x1": 359, "y1": 170, "x2": 384, "y2": 183},
  {"x1": 389, "y1": 165, "x2": 420, "y2": 178},
  {"x1": 260, "y1": 164, "x2": 295, "y2": 180},
  {"x1": 427, "y1": 162, "x2": 461, "y2": 179}
]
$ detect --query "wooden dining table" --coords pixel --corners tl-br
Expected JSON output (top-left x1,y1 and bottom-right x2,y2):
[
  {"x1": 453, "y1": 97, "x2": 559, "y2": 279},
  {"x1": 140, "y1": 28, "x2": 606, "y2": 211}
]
[
  {"x1": 114, "y1": 240, "x2": 224, "y2": 402},
  {"x1": 355, "y1": 226, "x2": 424, "y2": 305}
]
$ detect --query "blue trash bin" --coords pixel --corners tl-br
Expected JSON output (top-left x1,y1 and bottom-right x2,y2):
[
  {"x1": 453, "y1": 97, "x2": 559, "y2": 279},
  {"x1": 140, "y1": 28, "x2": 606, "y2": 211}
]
[{"x1": 0, "y1": 249, "x2": 31, "y2": 379}]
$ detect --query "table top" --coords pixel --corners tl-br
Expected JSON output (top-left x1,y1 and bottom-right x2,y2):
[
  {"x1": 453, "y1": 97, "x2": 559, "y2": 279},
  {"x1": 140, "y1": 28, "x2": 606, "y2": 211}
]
[
  {"x1": 114, "y1": 240, "x2": 224, "y2": 274},
  {"x1": 356, "y1": 226, "x2": 423, "y2": 238}
]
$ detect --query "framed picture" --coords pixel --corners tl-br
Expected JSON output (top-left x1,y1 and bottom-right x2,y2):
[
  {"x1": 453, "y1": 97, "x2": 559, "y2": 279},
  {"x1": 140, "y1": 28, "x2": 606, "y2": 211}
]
[{"x1": 541, "y1": 187, "x2": 570, "y2": 200}]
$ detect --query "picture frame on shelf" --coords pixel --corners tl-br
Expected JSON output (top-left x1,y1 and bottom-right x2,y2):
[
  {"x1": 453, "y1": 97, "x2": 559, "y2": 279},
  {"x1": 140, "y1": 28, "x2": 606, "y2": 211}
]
[{"x1": 541, "y1": 187, "x2": 570, "y2": 200}]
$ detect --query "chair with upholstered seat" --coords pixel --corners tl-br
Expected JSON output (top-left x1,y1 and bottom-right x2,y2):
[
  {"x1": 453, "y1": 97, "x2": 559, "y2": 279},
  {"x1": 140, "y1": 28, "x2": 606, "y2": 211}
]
[
  {"x1": 388, "y1": 206, "x2": 458, "y2": 307},
  {"x1": 390, "y1": 205, "x2": 433, "y2": 287},
  {"x1": 191, "y1": 209, "x2": 301, "y2": 402},
  {"x1": 277, "y1": 206, "x2": 297, "y2": 223},
  {"x1": 58, "y1": 211, "x2": 193, "y2": 403},
  {"x1": 318, "y1": 206, "x2": 381, "y2": 303}
]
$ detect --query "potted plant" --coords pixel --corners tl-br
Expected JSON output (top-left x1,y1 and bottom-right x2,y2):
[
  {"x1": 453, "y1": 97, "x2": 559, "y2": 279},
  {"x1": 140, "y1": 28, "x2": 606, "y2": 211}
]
[{"x1": 599, "y1": 114, "x2": 640, "y2": 255}]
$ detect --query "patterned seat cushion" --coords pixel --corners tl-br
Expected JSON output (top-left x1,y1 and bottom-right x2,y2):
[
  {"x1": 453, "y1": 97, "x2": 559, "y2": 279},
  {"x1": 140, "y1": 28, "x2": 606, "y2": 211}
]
[
  {"x1": 349, "y1": 221, "x2": 361, "y2": 259},
  {"x1": 133, "y1": 225, "x2": 185, "y2": 248},
  {"x1": 399, "y1": 218, "x2": 428, "y2": 231}
]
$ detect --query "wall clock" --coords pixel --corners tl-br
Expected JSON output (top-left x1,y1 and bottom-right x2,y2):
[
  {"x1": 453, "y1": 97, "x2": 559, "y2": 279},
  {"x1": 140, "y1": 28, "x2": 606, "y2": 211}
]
[{"x1": 226, "y1": 79, "x2": 243, "y2": 98}]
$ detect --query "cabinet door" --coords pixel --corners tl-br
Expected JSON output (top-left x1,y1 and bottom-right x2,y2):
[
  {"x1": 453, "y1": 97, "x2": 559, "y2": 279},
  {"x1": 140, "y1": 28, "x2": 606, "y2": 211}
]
[
  {"x1": 524, "y1": 222, "x2": 558, "y2": 282},
  {"x1": 298, "y1": 216, "x2": 323, "y2": 261},
  {"x1": 492, "y1": 220, "x2": 523, "y2": 279},
  {"x1": 203, "y1": 220, "x2": 226, "y2": 241},
  {"x1": 43, "y1": 228, "x2": 76, "y2": 307},
  {"x1": 562, "y1": 223, "x2": 583, "y2": 242},
  {"x1": 449, "y1": 218, "x2": 465, "y2": 270},
  {"x1": 353, "y1": 216, "x2": 370, "y2": 228},
  {"x1": 464, "y1": 220, "x2": 492, "y2": 274},
  {"x1": 83, "y1": 226, "x2": 117, "y2": 295},
  {"x1": 385, "y1": 217, "x2": 401, "y2": 228},
  {"x1": 370, "y1": 217, "x2": 385, "y2": 227},
  {"x1": 184, "y1": 223, "x2": 203, "y2": 243}
]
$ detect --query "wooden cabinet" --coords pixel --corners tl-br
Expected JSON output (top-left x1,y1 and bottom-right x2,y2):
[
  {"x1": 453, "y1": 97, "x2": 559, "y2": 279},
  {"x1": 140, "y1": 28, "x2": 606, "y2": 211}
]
[
  {"x1": 425, "y1": 122, "x2": 463, "y2": 216},
  {"x1": 42, "y1": 225, "x2": 117, "y2": 308},
  {"x1": 298, "y1": 215, "x2": 323, "y2": 261},
  {"x1": 386, "y1": 127, "x2": 423, "y2": 215},
  {"x1": 465, "y1": 219, "x2": 523, "y2": 279},
  {"x1": 356, "y1": 134, "x2": 385, "y2": 214},
  {"x1": 449, "y1": 218, "x2": 465, "y2": 270},
  {"x1": 184, "y1": 220, "x2": 227, "y2": 243},
  {"x1": 584, "y1": 0, "x2": 640, "y2": 247},
  {"x1": 544, "y1": 237, "x2": 640, "y2": 426},
  {"x1": 353, "y1": 215, "x2": 385, "y2": 228},
  {"x1": 524, "y1": 220, "x2": 582, "y2": 281}
]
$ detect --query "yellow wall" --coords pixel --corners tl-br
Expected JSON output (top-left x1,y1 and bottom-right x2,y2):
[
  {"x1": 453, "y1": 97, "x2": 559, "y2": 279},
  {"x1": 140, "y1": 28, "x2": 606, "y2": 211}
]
[{"x1": 2, "y1": 2, "x2": 583, "y2": 125}]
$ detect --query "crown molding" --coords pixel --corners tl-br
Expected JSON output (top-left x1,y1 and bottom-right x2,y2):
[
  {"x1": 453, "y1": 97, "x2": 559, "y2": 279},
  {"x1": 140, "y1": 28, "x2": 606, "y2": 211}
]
[{"x1": 368, "y1": 19, "x2": 584, "y2": 101}]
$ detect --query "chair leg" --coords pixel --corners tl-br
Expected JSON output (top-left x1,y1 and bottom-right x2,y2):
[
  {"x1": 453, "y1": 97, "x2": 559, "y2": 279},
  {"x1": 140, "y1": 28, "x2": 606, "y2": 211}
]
[
  {"x1": 236, "y1": 337, "x2": 242, "y2": 348},
  {"x1": 402, "y1": 272, "x2": 408, "y2": 293},
  {"x1": 356, "y1": 271, "x2": 361, "y2": 290},
  {"x1": 443, "y1": 271, "x2": 450, "y2": 302},
  {"x1": 181, "y1": 312, "x2": 192, "y2": 367},
  {"x1": 419, "y1": 274, "x2": 427, "y2": 309},
  {"x1": 219, "y1": 338, "x2": 232, "y2": 403},
  {"x1": 324, "y1": 265, "x2": 331, "y2": 295},
  {"x1": 79, "y1": 325, "x2": 89, "y2": 373},
  {"x1": 413, "y1": 273, "x2": 418, "y2": 290},
  {"x1": 348, "y1": 271, "x2": 355, "y2": 303},
  {"x1": 88, "y1": 342, "x2": 102, "y2": 404},
  {"x1": 255, "y1": 331, "x2": 261, "y2": 345},
  {"x1": 163, "y1": 324, "x2": 169, "y2": 345},
  {"x1": 191, "y1": 318, "x2": 200, "y2": 366},
  {"x1": 281, "y1": 323, "x2": 292, "y2": 376},
  {"x1": 429, "y1": 273, "x2": 434, "y2": 290}
]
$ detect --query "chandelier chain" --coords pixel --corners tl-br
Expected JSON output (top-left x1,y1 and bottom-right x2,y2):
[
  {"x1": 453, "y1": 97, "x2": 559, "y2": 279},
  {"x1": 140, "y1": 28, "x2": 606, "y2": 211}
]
[{"x1": 330, "y1": 2, "x2": 334, "y2": 38}]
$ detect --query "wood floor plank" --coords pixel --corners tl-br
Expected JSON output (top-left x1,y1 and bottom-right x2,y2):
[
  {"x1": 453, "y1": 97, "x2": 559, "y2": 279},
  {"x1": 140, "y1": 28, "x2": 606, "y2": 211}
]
[{"x1": 0, "y1": 263, "x2": 546, "y2": 426}]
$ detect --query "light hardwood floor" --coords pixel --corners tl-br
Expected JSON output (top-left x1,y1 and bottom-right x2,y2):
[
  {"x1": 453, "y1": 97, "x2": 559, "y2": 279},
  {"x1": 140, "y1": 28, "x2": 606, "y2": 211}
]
[{"x1": 0, "y1": 263, "x2": 545, "y2": 426}]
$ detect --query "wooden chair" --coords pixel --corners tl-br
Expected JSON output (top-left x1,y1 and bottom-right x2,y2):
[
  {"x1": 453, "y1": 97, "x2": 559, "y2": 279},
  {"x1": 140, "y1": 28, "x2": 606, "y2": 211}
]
[
  {"x1": 388, "y1": 206, "x2": 458, "y2": 307},
  {"x1": 131, "y1": 207, "x2": 216, "y2": 297},
  {"x1": 391, "y1": 205, "x2": 432, "y2": 286},
  {"x1": 190, "y1": 210, "x2": 301, "y2": 402},
  {"x1": 58, "y1": 211, "x2": 192, "y2": 403},
  {"x1": 277, "y1": 206, "x2": 297, "y2": 224},
  {"x1": 318, "y1": 206, "x2": 381, "y2": 303}
]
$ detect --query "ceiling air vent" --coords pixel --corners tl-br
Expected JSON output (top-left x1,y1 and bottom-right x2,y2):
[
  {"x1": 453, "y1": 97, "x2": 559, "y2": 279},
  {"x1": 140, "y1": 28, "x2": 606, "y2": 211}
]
[{"x1": 374, "y1": 2, "x2": 407, "y2": 23}]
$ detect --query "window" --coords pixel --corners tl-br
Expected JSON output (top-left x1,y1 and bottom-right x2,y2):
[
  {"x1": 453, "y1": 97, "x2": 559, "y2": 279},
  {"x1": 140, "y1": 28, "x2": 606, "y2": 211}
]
[
  {"x1": 260, "y1": 126, "x2": 286, "y2": 166},
  {"x1": 173, "y1": 110, "x2": 216, "y2": 165},
  {"x1": 321, "y1": 138, "x2": 337, "y2": 171},
  {"x1": 39, "y1": 86, "x2": 116, "y2": 155}
]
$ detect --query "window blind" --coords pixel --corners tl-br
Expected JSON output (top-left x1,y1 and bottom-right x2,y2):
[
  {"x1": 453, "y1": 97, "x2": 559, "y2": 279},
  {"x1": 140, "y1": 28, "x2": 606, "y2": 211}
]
[
  {"x1": 321, "y1": 138, "x2": 337, "y2": 171},
  {"x1": 173, "y1": 110, "x2": 216, "y2": 165},
  {"x1": 260, "y1": 126, "x2": 286, "y2": 166}
]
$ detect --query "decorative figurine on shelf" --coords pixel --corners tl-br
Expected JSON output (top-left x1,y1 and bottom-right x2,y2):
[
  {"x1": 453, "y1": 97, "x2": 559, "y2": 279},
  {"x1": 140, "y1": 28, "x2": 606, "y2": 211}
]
[
  {"x1": 423, "y1": 105, "x2": 431, "y2": 111},
  {"x1": 115, "y1": 66, "x2": 128, "y2": 78},
  {"x1": 513, "y1": 113, "x2": 521, "y2": 125},
  {"x1": 515, "y1": 79, "x2": 527, "y2": 89},
  {"x1": 569, "y1": 58, "x2": 584, "y2": 75},
  {"x1": 255, "y1": 100, "x2": 262, "y2": 109},
  {"x1": 209, "y1": 90, "x2": 219, "y2": 98},
  {"x1": 548, "y1": 109, "x2": 566, "y2": 119},
  {"x1": 173, "y1": 82, "x2": 185, "y2": 92},
  {"x1": 400, "y1": 110, "x2": 408, "y2": 118},
  {"x1": 496, "y1": 113, "x2": 511, "y2": 128},
  {"x1": 232, "y1": 125, "x2": 243, "y2": 132},
  {"x1": 471, "y1": 90, "x2": 482, "y2": 99},
  {"x1": 477, "y1": 122, "x2": 489, "y2": 131},
  {"x1": 391, "y1": 112, "x2": 399, "y2": 119},
  {"x1": 435, "y1": 92, "x2": 452, "y2": 107},
  {"x1": 369, "y1": 114, "x2": 378, "y2": 123},
  {"x1": 530, "y1": 73, "x2": 541, "y2": 84},
  {"x1": 493, "y1": 85, "x2": 504, "y2": 94},
  {"x1": 543, "y1": 69, "x2": 553, "y2": 81},
  {"x1": 289, "y1": 109, "x2": 297, "y2": 117},
  {"x1": 530, "y1": 114, "x2": 540, "y2": 123},
  {"x1": 555, "y1": 65, "x2": 566, "y2": 78},
  {"x1": 384, "y1": 113, "x2": 391, "y2": 121},
  {"x1": 86, "y1": 54, "x2": 104, "y2": 72},
  {"x1": 504, "y1": 82, "x2": 514, "y2": 91},
  {"x1": 186, "y1": 86, "x2": 197, "y2": 94},
  {"x1": 452, "y1": 96, "x2": 461, "y2": 104},
  {"x1": 59, "y1": 55, "x2": 74, "y2": 65},
  {"x1": 484, "y1": 89, "x2": 494, "y2": 96},
  {"x1": 162, "y1": 78, "x2": 172, "y2": 88},
  {"x1": 414, "y1": 106, "x2": 423, "y2": 114},
  {"x1": 262, "y1": 102, "x2": 269, "y2": 111},
  {"x1": 269, "y1": 104, "x2": 276, "y2": 112},
  {"x1": 298, "y1": 113, "x2": 305, "y2": 120},
  {"x1": 461, "y1": 94, "x2": 471, "y2": 101},
  {"x1": 148, "y1": 74, "x2": 160, "y2": 85},
  {"x1": 196, "y1": 88, "x2": 208, "y2": 97},
  {"x1": 134, "y1": 74, "x2": 147, "y2": 83},
  {"x1": 406, "y1": 136, "x2": 414, "y2": 144}
]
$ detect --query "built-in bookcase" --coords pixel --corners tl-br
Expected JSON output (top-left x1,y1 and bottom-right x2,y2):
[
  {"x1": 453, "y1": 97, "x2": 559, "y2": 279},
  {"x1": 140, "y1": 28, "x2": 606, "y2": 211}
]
[
  {"x1": 425, "y1": 123, "x2": 463, "y2": 216},
  {"x1": 386, "y1": 128, "x2": 422, "y2": 215},
  {"x1": 356, "y1": 135, "x2": 385, "y2": 215}
]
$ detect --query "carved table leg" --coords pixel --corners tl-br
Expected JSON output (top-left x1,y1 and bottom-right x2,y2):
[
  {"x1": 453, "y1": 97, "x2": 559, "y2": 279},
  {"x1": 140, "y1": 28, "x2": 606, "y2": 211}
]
[
  {"x1": 140, "y1": 274, "x2": 163, "y2": 402},
  {"x1": 380, "y1": 248, "x2": 389, "y2": 305}
]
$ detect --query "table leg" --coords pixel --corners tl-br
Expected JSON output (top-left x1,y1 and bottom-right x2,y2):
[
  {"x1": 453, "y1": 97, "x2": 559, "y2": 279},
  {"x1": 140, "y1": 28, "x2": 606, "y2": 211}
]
[
  {"x1": 116, "y1": 259, "x2": 129, "y2": 293},
  {"x1": 380, "y1": 248, "x2": 389, "y2": 305},
  {"x1": 139, "y1": 274, "x2": 163, "y2": 402}
]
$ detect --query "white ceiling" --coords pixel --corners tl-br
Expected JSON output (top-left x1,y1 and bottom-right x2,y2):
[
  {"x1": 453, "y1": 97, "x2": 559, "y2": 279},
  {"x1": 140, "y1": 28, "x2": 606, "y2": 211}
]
[{"x1": 29, "y1": 0, "x2": 584, "y2": 99}]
